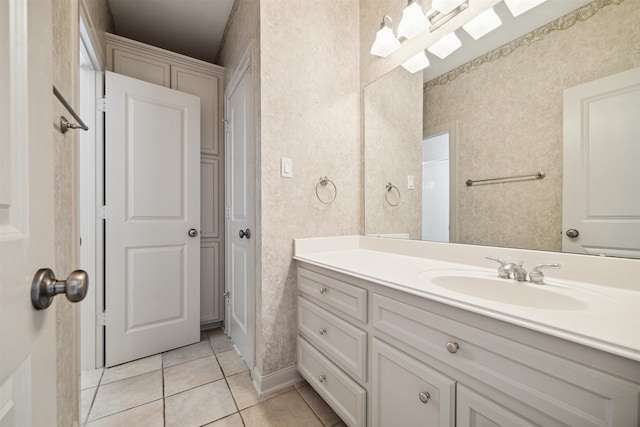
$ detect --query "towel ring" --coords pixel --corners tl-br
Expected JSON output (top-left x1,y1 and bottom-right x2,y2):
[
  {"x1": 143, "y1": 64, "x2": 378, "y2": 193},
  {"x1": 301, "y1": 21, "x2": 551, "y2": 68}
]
[
  {"x1": 316, "y1": 176, "x2": 337, "y2": 204},
  {"x1": 385, "y1": 182, "x2": 400, "y2": 206}
]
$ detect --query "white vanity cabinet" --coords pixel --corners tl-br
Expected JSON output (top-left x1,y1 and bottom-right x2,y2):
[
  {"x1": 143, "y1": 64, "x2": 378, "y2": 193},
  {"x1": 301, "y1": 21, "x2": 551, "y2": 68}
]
[
  {"x1": 106, "y1": 34, "x2": 225, "y2": 327},
  {"x1": 296, "y1": 263, "x2": 640, "y2": 427}
]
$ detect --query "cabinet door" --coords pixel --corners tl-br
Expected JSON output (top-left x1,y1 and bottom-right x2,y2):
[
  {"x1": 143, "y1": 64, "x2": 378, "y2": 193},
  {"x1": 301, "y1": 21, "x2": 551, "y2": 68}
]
[
  {"x1": 372, "y1": 338, "x2": 455, "y2": 427},
  {"x1": 457, "y1": 385, "x2": 538, "y2": 427},
  {"x1": 110, "y1": 49, "x2": 170, "y2": 87},
  {"x1": 171, "y1": 66, "x2": 222, "y2": 156}
]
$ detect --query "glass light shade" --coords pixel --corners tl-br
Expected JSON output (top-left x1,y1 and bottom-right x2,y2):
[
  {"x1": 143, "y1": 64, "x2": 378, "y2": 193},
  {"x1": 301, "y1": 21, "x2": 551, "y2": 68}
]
[
  {"x1": 370, "y1": 24, "x2": 401, "y2": 57},
  {"x1": 462, "y1": 8, "x2": 502, "y2": 40},
  {"x1": 504, "y1": 0, "x2": 547, "y2": 17},
  {"x1": 397, "y1": 2, "x2": 430, "y2": 39},
  {"x1": 427, "y1": 32, "x2": 462, "y2": 59},
  {"x1": 401, "y1": 51, "x2": 430, "y2": 73},
  {"x1": 431, "y1": 0, "x2": 466, "y2": 15}
]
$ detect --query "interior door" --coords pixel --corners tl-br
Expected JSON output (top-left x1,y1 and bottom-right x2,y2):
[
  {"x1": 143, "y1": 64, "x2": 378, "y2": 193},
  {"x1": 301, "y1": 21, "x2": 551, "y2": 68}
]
[
  {"x1": 0, "y1": 0, "x2": 58, "y2": 424},
  {"x1": 563, "y1": 67, "x2": 640, "y2": 258},
  {"x1": 105, "y1": 71, "x2": 201, "y2": 366},
  {"x1": 225, "y1": 54, "x2": 255, "y2": 370}
]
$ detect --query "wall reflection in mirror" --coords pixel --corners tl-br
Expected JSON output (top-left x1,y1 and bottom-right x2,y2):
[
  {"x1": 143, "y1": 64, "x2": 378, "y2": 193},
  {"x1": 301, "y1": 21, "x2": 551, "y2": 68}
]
[{"x1": 364, "y1": 0, "x2": 640, "y2": 258}]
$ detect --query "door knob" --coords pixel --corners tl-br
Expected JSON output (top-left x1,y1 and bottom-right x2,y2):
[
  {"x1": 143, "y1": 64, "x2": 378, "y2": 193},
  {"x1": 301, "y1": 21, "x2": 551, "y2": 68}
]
[
  {"x1": 31, "y1": 268, "x2": 89, "y2": 310},
  {"x1": 566, "y1": 229, "x2": 579, "y2": 238},
  {"x1": 188, "y1": 228, "x2": 198, "y2": 237},
  {"x1": 239, "y1": 228, "x2": 251, "y2": 239}
]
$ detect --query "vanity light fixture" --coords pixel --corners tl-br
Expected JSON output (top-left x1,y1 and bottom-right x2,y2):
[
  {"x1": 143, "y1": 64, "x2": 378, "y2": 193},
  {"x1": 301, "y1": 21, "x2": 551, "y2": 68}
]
[
  {"x1": 504, "y1": 0, "x2": 548, "y2": 17},
  {"x1": 370, "y1": 16, "x2": 401, "y2": 57},
  {"x1": 397, "y1": 0, "x2": 430, "y2": 40},
  {"x1": 427, "y1": 32, "x2": 462, "y2": 59},
  {"x1": 462, "y1": 7, "x2": 502, "y2": 40},
  {"x1": 401, "y1": 51, "x2": 430, "y2": 73}
]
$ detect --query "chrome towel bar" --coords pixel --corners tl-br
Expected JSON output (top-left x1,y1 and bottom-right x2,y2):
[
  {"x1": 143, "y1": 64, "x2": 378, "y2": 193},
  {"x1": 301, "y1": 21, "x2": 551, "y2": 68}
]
[
  {"x1": 53, "y1": 85, "x2": 89, "y2": 133},
  {"x1": 466, "y1": 171, "x2": 545, "y2": 187}
]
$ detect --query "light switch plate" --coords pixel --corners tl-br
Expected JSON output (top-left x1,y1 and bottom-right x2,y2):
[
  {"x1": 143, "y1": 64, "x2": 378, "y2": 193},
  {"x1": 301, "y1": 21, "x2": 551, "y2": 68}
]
[
  {"x1": 281, "y1": 157, "x2": 292, "y2": 178},
  {"x1": 408, "y1": 175, "x2": 415, "y2": 189}
]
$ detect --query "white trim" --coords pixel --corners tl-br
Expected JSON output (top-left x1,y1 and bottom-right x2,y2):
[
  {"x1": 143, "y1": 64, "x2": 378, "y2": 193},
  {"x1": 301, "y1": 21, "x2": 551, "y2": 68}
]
[
  {"x1": 79, "y1": 13, "x2": 105, "y2": 370},
  {"x1": 252, "y1": 366, "x2": 303, "y2": 397}
]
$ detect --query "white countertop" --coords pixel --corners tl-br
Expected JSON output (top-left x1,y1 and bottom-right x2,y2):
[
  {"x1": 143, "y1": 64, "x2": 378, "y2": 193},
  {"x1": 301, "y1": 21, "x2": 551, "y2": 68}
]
[{"x1": 294, "y1": 236, "x2": 640, "y2": 362}]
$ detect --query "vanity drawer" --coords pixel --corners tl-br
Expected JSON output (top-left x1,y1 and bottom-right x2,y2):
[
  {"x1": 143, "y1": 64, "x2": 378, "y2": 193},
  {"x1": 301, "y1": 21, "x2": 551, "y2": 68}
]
[
  {"x1": 298, "y1": 336, "x2": 366, "y2": 427},
  {"x1": 297, "y1": 267, "x2": 367, "y2": 323},
  {"x1": 372, "y1": 293, "x2": 639, "y2": 427},
  {"x1": 298, "y1": 296, "x2": 367, "y2": 381}
]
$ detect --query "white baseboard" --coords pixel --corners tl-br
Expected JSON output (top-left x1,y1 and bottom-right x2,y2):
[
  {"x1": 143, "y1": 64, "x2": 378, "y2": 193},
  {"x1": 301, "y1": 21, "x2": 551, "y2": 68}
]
[{"x1": 252, "y1": 365, "x2": 302, "y2": 397}]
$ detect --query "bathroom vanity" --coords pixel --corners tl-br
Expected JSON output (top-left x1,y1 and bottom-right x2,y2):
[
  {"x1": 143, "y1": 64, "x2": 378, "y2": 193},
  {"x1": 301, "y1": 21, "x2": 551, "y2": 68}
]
[{"x1": 294, "y1": 236, "x2": 640, "y2": 427}]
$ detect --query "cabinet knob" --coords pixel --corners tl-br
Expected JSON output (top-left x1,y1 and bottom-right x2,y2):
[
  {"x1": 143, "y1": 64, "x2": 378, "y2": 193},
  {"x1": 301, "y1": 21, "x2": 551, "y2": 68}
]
[
  {"x1": 319, "y1": 375, "x2": 326, "y2": 383},
  {"x1": 418, "y1": 391, "x2": 430, "y2": 404},
  {"x1": 446, "y1": 342, "x2": 459, "y2": 353},
  {"x1": 319, "y1": 287, "x2": 328, "y2": 294},
  {"x1": 319, "y1": 328, "x2": 327, "y2": 335}
]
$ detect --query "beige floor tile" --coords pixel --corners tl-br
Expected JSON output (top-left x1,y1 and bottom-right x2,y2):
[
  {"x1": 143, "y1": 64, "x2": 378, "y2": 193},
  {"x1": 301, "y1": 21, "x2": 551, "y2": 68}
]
[
  {"x1": 207, "y1": 327, "x2": 224, "y2": 338},
  {"x1": 101, "y1": 354, "x2": 161, "y2": 385},
  {"x1": 241, "y1": 389, "x2": 323, "y2": 427},
  {"x1": 81, "y1": 369, "x2": 104, "y2": 390},
  {"x1": 297, "y1": 384, "x2": 342, "y2": 426},
  {"x1": 216, "y1": 349, "x2": 249, "y2": 377},
  {"x1": 163, "y1": 340, "x2": 213, "y2": 368},
  {"x1": 227, "y1": 371, "x2": 293, "y2": 410},
  {"x1": 209, "y1": 332, "x2": 235, "y2": 353},
  {"x1": 88, "y1": 370, "x2": 163, "y2": 421},
  {"x1": 294, "y1": 378, "x2": 308, "y2": 389},
  {"x1": 86, "y1": 400, "x2": 164, "y2": 427},
  {"x1": 80, "y1": 387, "x2": 96, "y2": 425},
  {"x1": 203, "y1": 412, "x2": 244, "y2": 427},
  {"x1": 165, "y1": 379, "x2": 237, "y2": 427},
  {"x1": 164, "y1": 354, "x2": 224, "y2": 396}
]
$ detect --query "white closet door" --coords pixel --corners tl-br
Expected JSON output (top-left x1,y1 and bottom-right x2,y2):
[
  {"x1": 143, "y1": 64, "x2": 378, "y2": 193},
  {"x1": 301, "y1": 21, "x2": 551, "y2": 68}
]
[{"x1": 105, "y1": 71, "x2": 201, "y2": 366}]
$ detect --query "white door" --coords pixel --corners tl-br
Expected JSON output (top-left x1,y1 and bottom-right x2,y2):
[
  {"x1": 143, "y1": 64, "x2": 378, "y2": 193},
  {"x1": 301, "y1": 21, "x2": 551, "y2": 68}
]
[
  {"x1": 105, "y1": 71, "x2": 201, "y2": 366},
  {"x1": 563, "y1": 67, "x2": 640, "y2": 258},
  {"x1": 225, "y1": 51, "x2": 255, "y2": 370},
  {"x1": 0, "y1": 0, "x2": 58, "y2": 425}
]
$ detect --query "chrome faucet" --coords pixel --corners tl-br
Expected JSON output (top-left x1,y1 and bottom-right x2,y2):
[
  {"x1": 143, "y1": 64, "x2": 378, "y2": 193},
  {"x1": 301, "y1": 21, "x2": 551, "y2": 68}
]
[
  {"x1": 485, "y1": 257, "x2": 510, "y2": 279},
  {"x1": 529, "y1": 263, "x2": 561, "y2": 284},
  {"x1": 502, "y1": 261, "x2": 528, "y2": 281},
  {"x1": 486, "y1": 257, "x2": 527, "y2": 281}
]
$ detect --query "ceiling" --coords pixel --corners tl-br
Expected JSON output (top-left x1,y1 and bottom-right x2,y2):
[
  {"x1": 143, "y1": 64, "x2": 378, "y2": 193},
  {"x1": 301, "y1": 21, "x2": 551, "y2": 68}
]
[{"x1": 108, "y1": 0, "x2": 235, "y2": 64}]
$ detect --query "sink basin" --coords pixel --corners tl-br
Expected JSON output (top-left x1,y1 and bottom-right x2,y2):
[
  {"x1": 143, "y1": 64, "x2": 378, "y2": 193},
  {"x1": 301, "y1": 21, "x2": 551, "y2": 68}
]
[{"x1": 421, "y1": 272, "x2": 589, "y2": 310}]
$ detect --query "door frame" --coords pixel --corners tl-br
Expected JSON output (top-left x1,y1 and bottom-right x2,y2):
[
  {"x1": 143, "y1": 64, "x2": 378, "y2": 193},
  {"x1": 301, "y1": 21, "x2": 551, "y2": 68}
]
[
  {"x1": 224, "y1": 42, "x2": 257, "y2": 368},
  {"x1": 78, "y1": 9, "x2": 105, "y2": 370},
  {"x1": 423, "y1": 120, "x2": 458, "y2": 243}
]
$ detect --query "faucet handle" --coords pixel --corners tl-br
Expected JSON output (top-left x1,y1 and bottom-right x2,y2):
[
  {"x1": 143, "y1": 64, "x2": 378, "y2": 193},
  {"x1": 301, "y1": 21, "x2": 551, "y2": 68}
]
[
  {"x1": 486, "y1": 257, "x2": 510, "y2": 279},
  {"x1": 529, "y1": 263, "x2": 561, "y2": 284}
]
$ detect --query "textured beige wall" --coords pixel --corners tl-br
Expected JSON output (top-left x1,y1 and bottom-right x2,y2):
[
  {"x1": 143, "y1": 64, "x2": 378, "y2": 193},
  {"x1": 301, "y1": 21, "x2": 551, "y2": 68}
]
[
  {"x1": 364, "y1": 66, "x2": 423, "y2": 238},
  {"x1": 258, "y1": 0, "x2": 361, "y2": 374},
  {"x1": 423, "y1": 0, "x2": 640, "y2": 251},
  {"x1": 53, "y1": 0, "x2": 112, "y2": 425},
  {"x1": 217, "y1": 0, "x2": 361, "y2": 377}
]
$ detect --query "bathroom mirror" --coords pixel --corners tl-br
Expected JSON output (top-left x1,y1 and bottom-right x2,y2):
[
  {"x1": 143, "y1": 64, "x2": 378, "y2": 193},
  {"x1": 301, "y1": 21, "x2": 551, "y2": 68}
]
[{"x1": 364, "y1": 0, "x2": 640, "y2": 258}]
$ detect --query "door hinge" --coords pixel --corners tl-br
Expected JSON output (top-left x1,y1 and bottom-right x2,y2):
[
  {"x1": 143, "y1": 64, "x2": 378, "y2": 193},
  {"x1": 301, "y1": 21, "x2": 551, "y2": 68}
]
[
  {"x1": 98, "y1": 205, "x2": 107, "y2": 219},
  {"x1": 97, "y1": 97, "x2": 106, "y2": 112},
  {"x1": 225, "y1": 207, "x2": 231, "y2": 219},
  {"x1": 224, "y1": 119, "x2": 231, "y2": 132},
  {"x1": 97, "y1": 312, "x2": 107, "y2": 326}
]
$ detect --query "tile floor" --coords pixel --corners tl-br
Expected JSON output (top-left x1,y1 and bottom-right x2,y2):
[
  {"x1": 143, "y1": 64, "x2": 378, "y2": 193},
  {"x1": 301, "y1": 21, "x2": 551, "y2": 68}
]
[{"x1": 81, "y1": 329, "x2": 345, "y2": 427}]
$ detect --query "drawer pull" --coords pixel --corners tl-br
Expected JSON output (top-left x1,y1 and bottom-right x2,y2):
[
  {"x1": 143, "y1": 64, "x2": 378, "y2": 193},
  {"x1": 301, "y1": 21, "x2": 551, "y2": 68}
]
[
  {"x1": 319, "y1": 374, "x2": 327, "y2": 383},
  {"x1": 319, "y1": 287, "x2": 328, "y2": 294},
  {"x1": 418, "y1": 391, "x2": 431, "y2": 404},
  {"x1": 319, "y1": 327, "x2": 327, "y2": 335},
  {"x1": 446, "y1": 342, "x2": 459, "y2": 354}
]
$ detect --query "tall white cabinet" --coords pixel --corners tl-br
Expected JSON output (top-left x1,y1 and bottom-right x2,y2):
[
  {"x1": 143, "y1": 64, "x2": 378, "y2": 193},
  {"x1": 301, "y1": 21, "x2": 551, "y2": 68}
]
[{"x1": 106, "y1": 33, "x2": 225, "y2": 327}]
